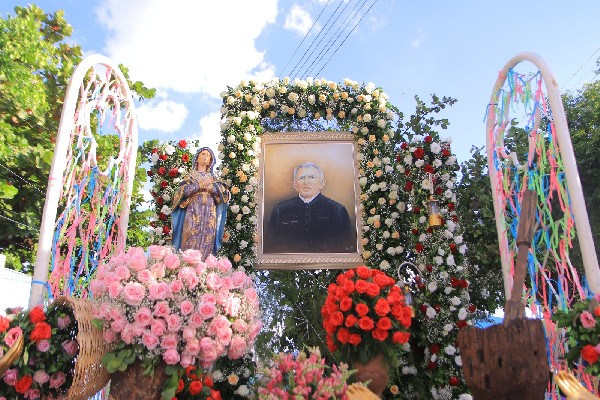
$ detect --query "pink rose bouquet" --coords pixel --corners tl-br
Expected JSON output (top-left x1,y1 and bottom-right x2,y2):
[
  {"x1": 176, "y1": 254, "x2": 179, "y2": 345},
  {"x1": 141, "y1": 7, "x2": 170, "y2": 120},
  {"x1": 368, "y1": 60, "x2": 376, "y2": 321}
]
[
  {"x1": 0, "y1": 304, "x2": 77, "y2": 399},
  {"x1": 90, "y1": 246, "x2": 262, "y2": 399}
]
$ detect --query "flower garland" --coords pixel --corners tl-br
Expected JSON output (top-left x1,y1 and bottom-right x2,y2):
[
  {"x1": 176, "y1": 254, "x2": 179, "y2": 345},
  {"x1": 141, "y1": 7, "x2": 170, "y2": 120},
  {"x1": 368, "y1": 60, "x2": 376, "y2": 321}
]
[
  {"x1": 217, "y1": 78, "x2": 400, "y2": 269},
  {"x1": 394, "y1": 134, "x2": 474, "y2": 400}
]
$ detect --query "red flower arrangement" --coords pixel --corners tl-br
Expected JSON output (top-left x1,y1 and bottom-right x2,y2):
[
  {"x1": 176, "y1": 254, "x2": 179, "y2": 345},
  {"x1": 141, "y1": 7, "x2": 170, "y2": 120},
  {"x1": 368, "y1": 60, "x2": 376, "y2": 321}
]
[
  {"x1": 171, "y1": 364, "x2": 222, "y2": 400},
  {"x1": 321, "y1": 266, "x2": 412, "y2": 365}
]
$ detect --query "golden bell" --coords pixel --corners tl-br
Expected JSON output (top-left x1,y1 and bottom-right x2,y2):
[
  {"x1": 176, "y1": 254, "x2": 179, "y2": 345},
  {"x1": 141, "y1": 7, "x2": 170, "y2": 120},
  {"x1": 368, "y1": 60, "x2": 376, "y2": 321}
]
[{"x1": 426, "y1": 195, "x2": 443, "y2": 228}]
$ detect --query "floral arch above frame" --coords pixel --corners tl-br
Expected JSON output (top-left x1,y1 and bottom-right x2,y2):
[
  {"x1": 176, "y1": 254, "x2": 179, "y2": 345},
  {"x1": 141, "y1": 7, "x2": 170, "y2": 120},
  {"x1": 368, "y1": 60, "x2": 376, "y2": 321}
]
[{"x1": 218, "y1": 78, "x2": 404, "y2": 271}]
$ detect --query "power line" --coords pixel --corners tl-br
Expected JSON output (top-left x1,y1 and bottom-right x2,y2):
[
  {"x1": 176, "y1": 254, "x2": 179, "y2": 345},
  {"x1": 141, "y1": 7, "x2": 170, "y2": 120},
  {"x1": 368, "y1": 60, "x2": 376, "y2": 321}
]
[
  {"x1": 315, "y1": 0, "x2": 379, "y2": 77},
  {"x1": 303, "y1": 0, "x2": 369, "y2": 78},
  {"x1": 281, "y1": 0, "x2": 332, "y2": 78},
  {"x1": 0, "y1": 161, "x2": 46, "y2": 195},
  {"x1": 0, "y1": 213, "x2": 39, "y2": 231},
  {"x1": 563, "y1": 46, "x2": 600, "y2": 88},
  {"x1": 288, "y1": 0, "x2": 346, "y2": 80}
]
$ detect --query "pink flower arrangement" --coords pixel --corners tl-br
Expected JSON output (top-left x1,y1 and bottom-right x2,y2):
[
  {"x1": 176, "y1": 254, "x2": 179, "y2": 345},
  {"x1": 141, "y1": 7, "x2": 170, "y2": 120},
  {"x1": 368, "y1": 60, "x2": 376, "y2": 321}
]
[{"x1": 91, "y1": 246, "x2": 262, "y2": 370}]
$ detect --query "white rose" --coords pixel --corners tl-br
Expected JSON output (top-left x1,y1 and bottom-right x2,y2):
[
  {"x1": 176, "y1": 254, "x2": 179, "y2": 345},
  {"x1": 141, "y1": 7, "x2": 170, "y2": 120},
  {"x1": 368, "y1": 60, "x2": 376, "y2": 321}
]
[
  {"x1": 419, "y1": 233, "x2": 427, "y2": 242},
  {"x1": 369, "y1": 183, "x2": 379, "y2": 192},
  {"x1": 308, "y1": 94, "x2": 316, "y2": 105},
  {"x1": 403, "y1": 155, "x2": 413, "y2": 165},
  {"x1": 396, "y1": 202, "x2": 406, "y2": 212},
  {"x1": 382, "y1": 230, "x2": 390, "y2": 238},
  {"x1": 242, "y1": 206, "x2": 251, "y2": 214},
  {"x1": 380, "y1": 260, "x2": 390, "y2": 269},
  {"x1": 458, "y1": 307, "x2": 467, "y2": 320},
  {"x1": 426, "y1": 307, "x2": 437, "y2": 319},
  {"x1": 162, "y1": 193, "x2": 171, "y2": 201},
  {"x1": 395, "y1": 246, "x2": 403, "y2": 253},
  {"x1": 240, "y1": 240, "x2": 248, "y2": 249},
  {"x1": 427, "y1": 281, "x2": 437, "y2": 292},
  {"x1": 386, "y1": 247, "x2": 395, "y2": 255},
  {"x1": 415, "y1": 159, "x2": 424, "y2": 168},
  {"x1": 446, "y1": 255, "x2": 455, "y2": 265},
  {"x1": 419, "y1": 216, "x2": 426, "y2": 224},
  {"x1": 430, "y1": 142, "x2": 441, "y2": 154},
  {"x1": 359, "y1": 177, "x2": 368, "y2": 187},
  {"x1": 154, "y1": 226, "x2": 163, "y2": 235},
  {"x1": 459, "y1": 244, "x2": 467, "y2": 254},
  {"x1": 450, "y1": 296, "x2": 461, "y2": 306},
  {"x1": 236, "y1": 223, "x2": 242, "y2": 230},
  {"x1": 150, "y1": 153, "x2": 159, "y2": 164},
  {"x1": 446, "y1": 155, "x2": 457, "y2": 165},
  {"x1": 444, "y1": 287, "x2": 453, "y2": 294},
  {"x1": 235, "y1": 385, "x2": 250, "y2": 396},
  {"x1": 363, "y1": 114, "x2": 372, "y2": 123},
  {"x1": 444, "y1": 345, "x2": 456, "y2": 356},
  {"x1": 434, "y1": 256, "x2": 443, "y2": 265},
  {"x1": 433, "y1": 159, "x2": 442, "y2": 168},
  {"x1": 160, "y1": 205, "x2": 172, "y2": 215},
  {"x1": 378, "y1": 182, "x2": 387, "y2": 190},
  {"x1": 361, "y1": 127, "x2": 369, "y2": 134},
  {"x1": 164, "y1": 145, "x2": 175, "y2": 155}
]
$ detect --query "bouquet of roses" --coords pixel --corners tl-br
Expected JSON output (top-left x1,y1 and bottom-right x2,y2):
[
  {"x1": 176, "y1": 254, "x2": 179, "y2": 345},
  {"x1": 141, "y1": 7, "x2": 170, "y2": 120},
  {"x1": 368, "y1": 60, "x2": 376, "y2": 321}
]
[
  {"x1": 553, "y1": 294, "x2": 600, "y2": 377},
  {"x1": 172, "y1": 364, "x2": 222, "y2": 400},
  {"x1": 322, "y1": 266, "x2": 412, "y2": 365},
  {"x1": 258, "y1": 347, "x2": 354, "y2": 399},
  {"x1": 0, "y1": 303, "x2": 77, "y2": 399},
  {"x1": 90, "y1": 246, "x2": 262, "y2": 399}
]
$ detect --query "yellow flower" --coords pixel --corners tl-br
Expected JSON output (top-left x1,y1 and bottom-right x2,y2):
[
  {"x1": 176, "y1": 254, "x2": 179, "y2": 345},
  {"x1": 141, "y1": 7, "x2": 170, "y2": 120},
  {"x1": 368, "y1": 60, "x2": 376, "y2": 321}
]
[
  {"x1": 233, "y1": 254, "x2": 242, "y2": 262},
  {"x1": 382, "y1": 134, "x2": 389, "y2": 142},
  {"x1": 373, "y1": 220, "x2": 381, "y2": 228},
  {"x1": 367, "y1": 161, "x2": 374, "y2": 168},
  {"x1": 222, "y1": 168, "x2": 229, "y2": 176},
  {"x1": 357, "y1": 138, "x2": 366, "y2": 145},
  {"x1": 231, "y1": 186, "x2": 240, "y2": 194},
  {"x1": 361, "y1": 238, "x2": 369, "y2": 245},
  {"x1": 270, "y1": 111, "x2": 276, "y2": 118},
  {"x1": 239, "y1": 174, "x2": 248, "y2": 183},
  {"x1": 228, "y1": 374, "x2": 239, "y2": 385},
  {"x1": 222, "y1": 231, "x2": 230, "y2": 242},
  {"x1": 368, "y1": 135, "x2": 376, "y2": 143},
  {"x1": 370, "y1": 208, "x2": 376, "y2": 215},
  {"x1": 262, "y1": 101, "x2": 271, "y2": 109},
  {"x1": 390, "y1": 385, "x2": 399, "y2": 395},
  {"x1": 362, "y1": 250, "x2": 371, "y2": 259},
  {"x1": 338, "y1": 111, "x2": 346, "y2": 119},
  {"x1": 389, "y1": 199, "x2": 397, "y2": 205},
  {"x1": 391, "y1": 231, "x2": 400, "y2": 239},
  {"x1": 235, "y1": 90, "x2": 243, "y2": 98},
  {"x1": 373, "y1": 149, "x2": 379, "y2": 155},
  {"x1": 314, "y1": 112, "x2": 321, "y2": 119},
  {"x1": 375, "y1": 170, "x2": 383, "y2": 177},
  {"x1": 236, "y1": 214, "x2": 242, "y2": 221},
  {"x1": 341, "y1": 91, "x2": 349, "y2": 99}
]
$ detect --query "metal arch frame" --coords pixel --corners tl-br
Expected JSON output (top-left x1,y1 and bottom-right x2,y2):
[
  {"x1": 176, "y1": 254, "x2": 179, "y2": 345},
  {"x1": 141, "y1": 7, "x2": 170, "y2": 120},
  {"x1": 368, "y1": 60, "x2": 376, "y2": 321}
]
[
  {"x1": 29, "y1": 54, "x2": 138, "y2": 307},
  {"x1": 486, "y1": 52, "x2": 599, "y2": 298}
]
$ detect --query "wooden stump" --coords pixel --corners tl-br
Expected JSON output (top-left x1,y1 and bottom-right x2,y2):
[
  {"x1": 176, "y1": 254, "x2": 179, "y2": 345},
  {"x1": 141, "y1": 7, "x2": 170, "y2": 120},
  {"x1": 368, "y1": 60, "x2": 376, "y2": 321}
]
[
  {"x1": 457, "y1": 317, "x2": 549, "y2": 400},
  {"x1": 108, "y1": 362, "x2": 168, "y2": 400}
]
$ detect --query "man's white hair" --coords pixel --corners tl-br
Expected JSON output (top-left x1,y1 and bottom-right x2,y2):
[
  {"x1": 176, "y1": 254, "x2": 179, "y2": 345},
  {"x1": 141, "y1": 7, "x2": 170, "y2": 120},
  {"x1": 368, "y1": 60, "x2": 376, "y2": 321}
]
[{"x1": 293, "y1": 162, "x2": 324, "y2": 181}]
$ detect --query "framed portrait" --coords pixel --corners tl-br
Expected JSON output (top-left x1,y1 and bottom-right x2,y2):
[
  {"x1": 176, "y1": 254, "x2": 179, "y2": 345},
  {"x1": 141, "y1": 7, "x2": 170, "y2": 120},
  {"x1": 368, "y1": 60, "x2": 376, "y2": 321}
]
[{"x1": 256, "y1": 132, "x2": 363, "y2": 269}]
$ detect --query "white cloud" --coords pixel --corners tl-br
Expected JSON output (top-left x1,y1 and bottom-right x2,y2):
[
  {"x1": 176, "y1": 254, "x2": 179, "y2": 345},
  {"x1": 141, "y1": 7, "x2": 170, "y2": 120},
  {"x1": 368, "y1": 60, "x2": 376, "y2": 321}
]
[
  {"x1": 193, "y1": 112, "x2": 223, "y2": 149},
  {"x1": 411, "y1": 28, "x2": 425, "y2": 48},
  {"x1": 96, "y1": 0, "x2": 278, "y2": 97},
  {"x1": 136, "y1": 100, "x2": 188, "y2": 132},
  {"x1": 284, "y1": 5, "x2": 313, "y2": 35}
]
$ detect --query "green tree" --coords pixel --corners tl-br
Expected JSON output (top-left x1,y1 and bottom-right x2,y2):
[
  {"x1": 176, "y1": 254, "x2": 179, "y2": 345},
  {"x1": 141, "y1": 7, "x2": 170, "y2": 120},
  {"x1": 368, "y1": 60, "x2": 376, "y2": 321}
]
[{"x1": 0, "y1": 5, "x2": 155, "y2": 272}]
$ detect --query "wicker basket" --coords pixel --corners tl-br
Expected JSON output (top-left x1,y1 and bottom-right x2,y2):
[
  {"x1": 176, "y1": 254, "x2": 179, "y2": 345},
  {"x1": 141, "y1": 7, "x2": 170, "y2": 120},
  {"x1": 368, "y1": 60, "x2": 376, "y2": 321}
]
[
  {"x1": 0, "y1": 334, "x2": 24, "y2": 377},
  {"x1": 54, "y1": 295, "x2": 112, "y2": 400}
]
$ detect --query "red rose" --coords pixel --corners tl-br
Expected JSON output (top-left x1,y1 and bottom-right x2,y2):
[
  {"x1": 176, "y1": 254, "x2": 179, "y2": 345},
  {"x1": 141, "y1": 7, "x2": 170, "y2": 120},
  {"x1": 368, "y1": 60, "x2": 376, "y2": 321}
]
[
  {"x1": 413, "y1": 148, "x2": 425, "y2": 159},
  {"x1": 449, "y1": 376, "x2": 460, "y2": 386},
  {"x1": 182, "y1": 153, "x2": 190, "y2": 163},
  {"x1": 374, "y1": 298, "x2": 390, "y2": 316},
  {"x1": 366, "y1": 283, "x2": 380, "y2": 297},
  {"x1": 339, "y1": 297, "x2": 353, "y2": 312},
  {"x1": 327, "y1": 335, "x2": 338, "y2": 352},
  {"x1": 582, "y1": 344, "x2": 599, "y2": 364},
  {"x1": 429, "y1": 344, "x2": 440, "y2": 354},
  {"x1": 345, "y1": 314, "x2": 358, "y2": 328},
  {"x1": 336, "y1": 327, "x2": 350, "y2": 344},
  {"x1": 373, "y1": 274, "x2": 389, "y2": 288},
  {"x1": 355, "y1": 303, "x2": 369, "y2": 316},
  {"x1": 392, "y1": 331, "x2": 410, "y2": 344},
  {"x1": 159, "y1": 213, "x2": 167, "y2": 221},
  {"x1": 348, "y1": 334, "x2": 362, "y2": 346},
  {"x1": 447, "y1": 202, "x2": 455, "y2": 211},
  {"x1": 177, "y1": 379, "x2": 185, "y2": 393},
  {"x1": 0, "y1": 316, "x2": 9, "y2": 332},
  {"x1": 30, "y1": 321, "x2": 52, "y2": 342},
  {"x1": 449, "y1": 243, "x2": 457, "y2": 252},
  {"x1": 151, "y1": 147, "x2": 158, "y2": 154},
  {"x1": 358, "y1": 316, "x2": 374, "y2": 331},
  {"x1": 424, "y1": 135, "x2": 433, "y2": 143},
  {"x1": 428, "y1": 361, "x2": 437, "y2": 370},
  {"x1": 15, "y1": 375, "x2": 33, "y2": 394},
  {"x1": 168, "y1": 168, "x2": 178, "y2": 177},
  {"x1": 404, "y1": 168, "x2": 411, "y2": 176},
  {"x1": 451, "y1": 214, "x2": 458, "y2": 222},
  {"x1": 460, "y1": 280, "x2": 469, "y2": 288},
  {"x1": 435, "y1": 186, "x2": 443, "y2": 195},
  {"x1": 159, "y1": 154, "x2": 167, "y2": 160},
  {"x1": 178, "y1": 139, "x2": 187, "y2": 148},
  {"x1": 395, "y1": 154, "x2": 402, "y2": 162},
  {"x1": 158, "y1": 167, "x2": 166, "y2": 175},
  {"x1": 372, "y1": 327, "x2": 388, "y2": 341},
  {"x1": 163, "y1": 226, "x2": 171, "y2": 235},
  {"x1": 355, "y1": 280, "x2": 368, "y2": 294},
  {"x1": 203, "y1": 375, "x2": 214, "y2": 387},
  {"x1": 327, "y1": 283, "x2": 338, "y2": 295},
  {"x1": 185, "y1": 366, "x2": 197, "y2": 379},
  {"x1": 457, "y1": 320, "x2": 468, "y2": 329},
  {"x1": 356, "y1": 266, "x2": 372, "y2": 279},
  {"x1": 29, "y1": 306, "x2": 46, "y2": 324},
  {"x1": 189, "y1": 381, "x2": 203, "y2": 395},
  {"x1": 161, "y1": 181, "x2": 168, "y2": 188},
  {"x1": 343, "y1": 280, "x2": 355, "y2": 293},
  {"x1": 413, "y1": 206, "x2": 421, "y2": 214},
  {"x1": 441, "y1": 149, "x2": 451, "y2": 157},
  {"x1": 468, "y1": 304, "x2": 477, "y2": 313},
  {"x1": 404, "y1": 181, "x2": 414, "y2": 191},
  {"x1": 423, "y1": 165, "x2": 435, "y2": 174},
  {"x1": 426, "y1": 265, "x2": 433, "y2": 271},
  {"x1": 400, "y1": 143, "x2": 408, "y2": 150},
  {"x1": 376, "y1": 317, "x2": 392, "y2": 330},
  {"x1": 411, "y1": 228, "x2": 418, "y2": 235},
  {"x1": 330, "y1": 311, "x2": 344, "y2": 327},
  {"x1": 147, "y1": 170, "x2": 153, "y2": 176},
  {"x1": 157, "y1": 197, "x2": 164, "y2": 205},
  {"x1": 415, "y1": 242, "x2": 424, "y2": 253},
  {"x1": 594, "y1": 306, "x2": 600, "y2": 317},
  {"x1": 450, "y1": 277, "x2": 460, "y2": 287}
]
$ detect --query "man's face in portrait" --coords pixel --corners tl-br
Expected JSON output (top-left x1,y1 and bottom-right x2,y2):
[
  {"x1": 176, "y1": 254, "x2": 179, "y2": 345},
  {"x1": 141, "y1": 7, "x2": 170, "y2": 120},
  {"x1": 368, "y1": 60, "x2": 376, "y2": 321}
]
[{"x1": 293, "y1": 166, "x2": 325, "y2": 200}]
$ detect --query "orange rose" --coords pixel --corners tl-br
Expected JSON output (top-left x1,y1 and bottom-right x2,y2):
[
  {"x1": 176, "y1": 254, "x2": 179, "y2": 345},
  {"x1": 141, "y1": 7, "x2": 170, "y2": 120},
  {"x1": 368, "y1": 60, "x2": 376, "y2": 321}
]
[
  {"x1": 392, "y1": 331, "x2": 410, "y2": 344},
  {"x1": 30, "y1": 321, "x2": 52, "y2": 342},
  {"x1": 374, "y1": 298, "x2": 390, "y2": 316},
  {"x1": 355, "y1": 279, "x2": 368, "y2": 293},
  {"x1": 582, "y1": 344, "x2": 599, "y2": 364},
  {"x1": 343, "y1": 280, "x2": 355, "y2": 293},
  {"x1": 594, "y1": 306, "x2": 600, "y2": 317},
  {"x1": 358, "y1": 316, "x2": 374, "y2": 331},
  {"x1": 330, "y1": 311, "x2": 344, "y2": 327},
  {"x1": 371, "y1": 327, "x2": 389, "y2": 341},
  {"x1": 189, "y1": 381, "x2": 203, "y2": 395},
  {"x1": 366, "y1": 283, "x2": 380, "y2": 297},
  {"x1": 355, "y1": 303, "x2": 369, "y2": 317},
  {"x1": 348, "y1": 334, "x2": 362, "y2": 346},
  {"x1": 336, "y1": 327, "x2": 350, "y2": 344},
  {"x1": 29, "y1": 306, "x2": 46, "y2": 324},
  {"x1": 339, "y1": 297, "x2": 353, "y2": 312},
  {"x1": 0, "y1": 316, "x2": 9, "y2": 333},
  {"x1": 376, "y1": 317, "x2": 392, "y2": 330},
  {"x1": 345, "y1": 314, "x2": 358, "y2": 328},
  {"x1": 356, "y1": 266, "x2": 372, "y2": 279},
  {"x1": 373, "y1": 273, "x2": 390, "y2": 288}
]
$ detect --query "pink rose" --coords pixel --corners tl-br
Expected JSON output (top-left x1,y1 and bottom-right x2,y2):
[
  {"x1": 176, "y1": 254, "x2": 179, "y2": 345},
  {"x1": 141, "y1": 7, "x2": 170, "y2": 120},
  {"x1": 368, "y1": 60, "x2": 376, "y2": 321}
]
[
  {"x1": 227, "y1": 335, "x2": 248, "y2": 359},
  {"x1": 185, "y1": 338, "x2": 200, "y2": 355},
  {"x1": 127, "y1": 246, "x2": 146, "y2": 258},
  {"x1": 123, "y1": 282, "x2": 146, "y2": 306},
  {"x1": 166, "y1": 314, "x2": 182, "y2": 332},
  {"x1": 225, "y1": 296, "x2": 242, "y2": 317},
  {"x1": 220, "y1": 276, "x2": 232, "y2": 291},
  {"x1": 115, "y1": 265, "x2": 131, "y2": 281},
  {"x1": 150, "y1": 319, "x2": 167, "y2": 336},
  {"x1": 137, "y1": 269, "x2": 153, "y2": 284},
  {"x1": 205, "y1": 255, "x2": 218, "y2": 268},
  {"x1": 128, "y1": 254, "x2": 148, "y2": 271},
  {"x1": 161, "y1": 333, "x2": 178, "y2": 350},
  {"x1": 153, "y1": 301, "x2": 170, "y2": 318},
  {"x1": 216, "y1": 257, "x2": 232, "y2": 272},
  {"x1": 207, "y1": 315, "x2": 231, "y2": 336},
  {"x1": 4, "y1": 326, "x2": 22, "y2": 347},
  {"x1": 103, "y1": 329, "x2": 117, "y2": 343},
  {"x1": 249, "y1": 320, "x2": 263, "y2": 341},
  {"x1": 110, "y1": 317, "x2": 127, "y2": 333},
  {"x1": 148, "y1": 282, "x2": 171, "y2": 301},
  {"x1": 142, "y1": 331, "x2": 160, "y2": 350},
  {"x1": 36, "y1": 339, "x2": 50, "y2": 352},
  {"x1": 180, "y1": 300, "x2": 194, "y2": 316},
  {"x1": 148, "y1": 245, "x2": 167, "y2": 261},
  {"x1": 230, "y1": 271, "x2": 248, "y2": 289},
  {"x1": 196, "y1": 262, "x2": 207, "y2": 275},
  {"x1": 26, "y1": 388, "x2": 40, "y2": 399},
  {"x1": 96, "y1": 302, "x2": 112, "y2": 319},
  {"x1": 182, "y1": 326, "x2": 196, "y2": 340},
  {"x1": 134, "y1": 307, "x2": 153, "y2": 326},
  {"x1": 33, "y1": 370, "x2": 50, "y2": 385},
  {"x1": 107, "y1": 282, "x2": 124, "y2": 299},
  {"x1": 199, "y1": 337, "x2": 218, "y2": 366},
  {"x1": 164, "y1": 254, "x2": 181, "y2": 270},
  {"x1": 151, "y1": 263, "x2": 166, "y2": 279},
  {"x1": 189, "y1": 313, "x2": 204, "y2": 329},
  {"x1": 170, "y1": 279, "x2": 183, "y2": 293},
  {"x1": 62, "y1": 340, "x2": 79, "y2": 357},
  {"x1": 245, "y1": 287, "x2": 259, "y2": 307},
  {"x1": 216, "y1": 288, "x2": 230, "y2": 306},
  {"x1": 163, "y1": 349, "x2": 180, "y2": 365},
  {"x1": 216, "y1": 326, "x2": 233, "y2": 346},
  {"x1": 180, "y1": 353, "x2": 193, "y2": 368},
  {"x1": 198, "y1": 302, "x2": 217, "y2": 320},
  {"x1": 178, "y1": 267, "x2": 199, "y2": 289},
  {"x1": 108, "y1": 307, "x2": 124, "y2": 321},
  {"x1": 57, "y1": 315, "x2": 72, "y2": 329},
  {"x1": 3, "y1": 368, "x2": 18, "y2": 385},
  {"x1": 205, "y1": 273, "x2": 222, "y2": 290},
  {"x1": 121, "y1": 324, "x2": 135, "y2": 344},
  {"x1": 89, "y1": 279, "x2": 106, "y2": 296},
  {"x1": 581, "y1": 311, "x2": 596, "y2": 329},
  {"x1": 182, "y1": 249, "x2": 203, "y2": 265},
  {"x1": 49, "y1": 372, "x2": 66, "y2": 389},
  {"x1": 232, "y1": 319, "x2": 248, "y2": 334},
  {"x1": 202, "y1": 293, "x2": 216, "y2": 304}
]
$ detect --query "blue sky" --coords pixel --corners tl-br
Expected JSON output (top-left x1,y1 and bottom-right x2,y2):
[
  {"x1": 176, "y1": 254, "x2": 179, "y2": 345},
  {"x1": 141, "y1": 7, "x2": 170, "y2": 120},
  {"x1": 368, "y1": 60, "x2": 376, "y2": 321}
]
[{"x1": 3, "y1": 0, "x2": 600, "y2": 163}]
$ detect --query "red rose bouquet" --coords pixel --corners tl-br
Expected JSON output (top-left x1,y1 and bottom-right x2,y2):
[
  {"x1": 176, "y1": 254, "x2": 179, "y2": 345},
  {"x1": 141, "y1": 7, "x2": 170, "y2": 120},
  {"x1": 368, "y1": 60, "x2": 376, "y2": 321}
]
[
  {"x1": 0, "y1": 303, "x2": 77, "y2": 399},
  {"x1": 322, "y1": 266, "x2": 412, "y2": 365}
]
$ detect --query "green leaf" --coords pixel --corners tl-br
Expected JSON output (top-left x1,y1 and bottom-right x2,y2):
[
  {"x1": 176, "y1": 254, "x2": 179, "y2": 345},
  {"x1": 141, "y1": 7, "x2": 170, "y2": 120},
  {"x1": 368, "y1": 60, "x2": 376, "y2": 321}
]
[
  {"x1": 161, "y1": 372, "x2": 179, "y2": 400},
  {"x1": 0, "y1": 182, "x2": 18, "y2": 199}
]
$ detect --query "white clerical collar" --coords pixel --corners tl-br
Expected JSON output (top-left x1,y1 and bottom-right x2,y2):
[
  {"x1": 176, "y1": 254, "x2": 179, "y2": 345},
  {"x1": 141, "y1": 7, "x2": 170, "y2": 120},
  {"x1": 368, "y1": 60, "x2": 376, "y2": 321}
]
[{"x1": 299, "y1": 192, "x2": 320, "y2": 204}]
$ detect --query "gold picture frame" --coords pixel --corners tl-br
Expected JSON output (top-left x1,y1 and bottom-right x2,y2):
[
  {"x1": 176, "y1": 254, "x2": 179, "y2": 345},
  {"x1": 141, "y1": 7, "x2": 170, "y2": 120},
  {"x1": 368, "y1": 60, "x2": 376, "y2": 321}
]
[{"x1": 256, "y1": 131, "x2": 363, "y2": 269}]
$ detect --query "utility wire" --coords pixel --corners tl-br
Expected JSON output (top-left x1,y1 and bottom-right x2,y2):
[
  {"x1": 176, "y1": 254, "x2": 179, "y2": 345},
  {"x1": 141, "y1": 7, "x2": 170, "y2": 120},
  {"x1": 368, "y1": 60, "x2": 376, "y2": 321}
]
[
  {"x1": 315, "y1": 0, "x2": 379, "y2": 77},
  {"x1": 292, "y1": 0, "x2": 355, "y2": 80},
  {"x1": 563, "y1": 46, "x2": 600, "y2": 88},
  {"x1": 304, "y1": 0, "x2": 369, "y2": 78},
  {"x1": 0, "y1": 213, "x2": 39, "y2": 231},
  {"x1": 281, "y1": 0, "x2": 332, "y2": 78},
  {"x1": 0, "y1": 161, "x2": 46, "y2": 195},
  {"x1": 288, "y1": 0, "x2": 346, "y2": 80}
]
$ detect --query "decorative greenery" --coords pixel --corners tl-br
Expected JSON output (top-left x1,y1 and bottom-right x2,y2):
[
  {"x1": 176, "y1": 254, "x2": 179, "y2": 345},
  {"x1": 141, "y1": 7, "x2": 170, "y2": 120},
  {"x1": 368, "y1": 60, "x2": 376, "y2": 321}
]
[
  {"x1": 321, "y1": 266, "x2": 412, "y2": 366},
  {"x1": 0, "y1": 303, "x2": 77, "y2": 399},
  {"x1": 212, "y1": 353, "x2": 256, "y2": 399}
]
